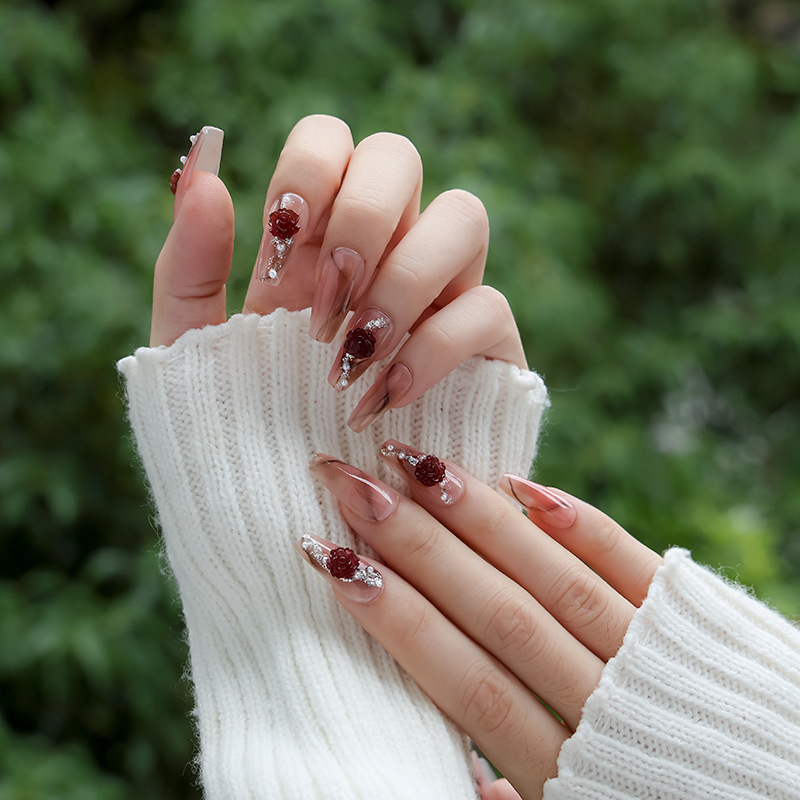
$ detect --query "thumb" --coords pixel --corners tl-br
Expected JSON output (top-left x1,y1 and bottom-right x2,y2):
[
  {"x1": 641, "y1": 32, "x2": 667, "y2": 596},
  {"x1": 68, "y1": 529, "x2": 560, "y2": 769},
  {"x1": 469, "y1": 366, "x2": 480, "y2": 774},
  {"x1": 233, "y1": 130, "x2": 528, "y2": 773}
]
[{"x1": 151, "y1": 127, "x2": 234, "y2": 347}]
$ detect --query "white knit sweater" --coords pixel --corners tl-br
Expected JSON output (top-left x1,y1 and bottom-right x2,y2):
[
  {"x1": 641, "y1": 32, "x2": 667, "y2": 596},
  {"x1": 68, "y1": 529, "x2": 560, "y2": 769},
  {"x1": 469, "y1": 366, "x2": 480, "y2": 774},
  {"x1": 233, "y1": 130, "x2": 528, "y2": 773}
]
[
  {"x1": 119, "y1": 309, "x2": 800, "y2": 799},
  {"x1": 118, "y1": 309, "x2": 548, "y2": 799}
]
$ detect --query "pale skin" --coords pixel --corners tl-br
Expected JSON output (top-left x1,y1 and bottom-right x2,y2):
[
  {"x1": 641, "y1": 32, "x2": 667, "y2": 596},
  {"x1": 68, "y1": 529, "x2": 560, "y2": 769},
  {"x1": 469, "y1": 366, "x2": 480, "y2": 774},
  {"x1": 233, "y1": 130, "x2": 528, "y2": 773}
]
[{"x1": 152, "y1": 114, "x2": 663, "y2": 799}]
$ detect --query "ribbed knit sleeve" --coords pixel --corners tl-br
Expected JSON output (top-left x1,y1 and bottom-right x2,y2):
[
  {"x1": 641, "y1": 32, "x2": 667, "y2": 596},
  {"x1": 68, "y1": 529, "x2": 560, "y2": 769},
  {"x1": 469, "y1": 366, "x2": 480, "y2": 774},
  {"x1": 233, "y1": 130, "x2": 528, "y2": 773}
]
[
  {"x1": 544, "y1": 548, "x2": 800, "y2": 800},
  {"x1": 117, "y1": 309, "x2": 549, "y2": 800}
]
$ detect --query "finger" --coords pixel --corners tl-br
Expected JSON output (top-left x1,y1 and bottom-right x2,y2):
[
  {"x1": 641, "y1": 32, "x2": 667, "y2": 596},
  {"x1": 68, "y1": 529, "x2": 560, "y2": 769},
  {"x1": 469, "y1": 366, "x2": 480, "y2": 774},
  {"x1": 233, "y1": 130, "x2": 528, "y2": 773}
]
[
  {"x1": 242, "y1": 115, "x2": 354, "y2": 314},
  {"x1": 309, "y1": 132, "x2": 423, "y2": 342},
  {"x1": 347, "y1": 286, "x2": 526, "y2": 433},
  {"x1": 379, "y1": 441, "x2": 637, "y2": 661},
  {"x1": 297, "y1": 533, "x2": 567, "y2": 799},
  {"x1": 499, "y1": 477, "x2": 663, "y2": 607},
  {"x1": 327, "y1": 189, "x2": 489, "y2": 391},
  {"x1": 310, "y1": 456, "x2": 604, "y2": 727},
  {"x1": 151, "y1": 167, "x2": 234, "y2": 346}
]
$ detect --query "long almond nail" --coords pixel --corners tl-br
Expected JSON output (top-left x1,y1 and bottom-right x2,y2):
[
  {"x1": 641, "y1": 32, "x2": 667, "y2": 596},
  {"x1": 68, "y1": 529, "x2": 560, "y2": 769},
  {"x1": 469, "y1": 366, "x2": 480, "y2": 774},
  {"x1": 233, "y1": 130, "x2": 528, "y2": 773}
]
[
  {"x1": 499, "y1": 474, "x2": 577, "y2": 529},
  {"x1": 255, "y1": 192, "x2": 309, "y2": 285},
  {"x1": 310, "y1": 455, "x2": 400, "y2": 522},
  {"x1": 380, "y1": 439, "x2": 465, "y2": 506},
  {"x1": 348, "y1": 363, "x2": 413, "y2": 433},
  {"x1": 329, "y1": 308, "x2": 392, "y2": 390},
  {"x1": 171, "y1": 126, "x2": 224, "y2": 210},
  {"x1": 298, "y1": 534, "x2": 384, "y2": 603},
  {"x1": 309, "y1": 247, "x2": 366, "y2": 343}
]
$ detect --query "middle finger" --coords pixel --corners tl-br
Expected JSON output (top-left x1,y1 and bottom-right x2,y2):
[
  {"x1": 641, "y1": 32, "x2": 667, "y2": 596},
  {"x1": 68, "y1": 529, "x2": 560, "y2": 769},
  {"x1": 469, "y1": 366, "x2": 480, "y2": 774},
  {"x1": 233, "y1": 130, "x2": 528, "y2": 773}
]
[{"x1": 310, "y1": 454, "x2": 603, "y2": 729}]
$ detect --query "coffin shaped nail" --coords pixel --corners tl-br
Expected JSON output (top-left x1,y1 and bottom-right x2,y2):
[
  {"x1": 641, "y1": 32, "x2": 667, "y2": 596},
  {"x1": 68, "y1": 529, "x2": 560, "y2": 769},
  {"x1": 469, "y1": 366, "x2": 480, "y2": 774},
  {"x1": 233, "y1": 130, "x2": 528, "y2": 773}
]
[
  {"x1": 347, "y1": 363, "x2": 413, "y2": 433},
  {"x1": 309, "y1": 247, "x2": 366, "y2": 343},
  {"x1": 498, "y1": 474, "x2": 577, "y2": 529},
  {"x1": 256, "y1": 192, "x2": 309, "y2": 285},
  {"x1": 298, "y1": 534, "x2": 384, "y2": 603},
  {"x1": 329, "y1": 308, "x2": 393, "y2": 390},
  {"x1": 380, "y1": 439, "x2": 465, "y2": 506},
  {"x1": 309, "y1": 455, "x2": 400, "y2": 521},
  {"x1": 171, "y1": 126, "x2": 224, "y2": 197}
]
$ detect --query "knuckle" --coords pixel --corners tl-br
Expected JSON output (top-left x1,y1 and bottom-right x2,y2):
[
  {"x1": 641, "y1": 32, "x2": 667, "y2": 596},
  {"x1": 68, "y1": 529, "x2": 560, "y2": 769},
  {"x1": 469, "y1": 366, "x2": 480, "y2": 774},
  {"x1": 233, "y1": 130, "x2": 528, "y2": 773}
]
[
  {"x1": 387, "y1": 251, "x2": 427, "y2": 294},
  {"x1": 457, "y1": 662, "x2": 518, "y2": 737},
  {"x1": 550, "y1": 566, "x2": 609, "y2": 631},
  {"x1": 436, "y1": 189, "x2": 489, "y2": 237},
  {"x1": 336, "y1": 190, "x2": 393, "y2": 228},
  {"x1": 483, "y1": 587, "x2": 541, "y2": 660},
  {"x1": 591, "y1": 514, "x2": 626, "y2": 558}
]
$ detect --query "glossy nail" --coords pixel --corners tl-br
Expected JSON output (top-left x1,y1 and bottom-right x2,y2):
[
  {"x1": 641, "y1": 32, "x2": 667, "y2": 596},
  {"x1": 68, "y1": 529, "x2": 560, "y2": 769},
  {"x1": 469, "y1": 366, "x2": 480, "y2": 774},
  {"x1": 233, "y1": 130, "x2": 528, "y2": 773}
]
[
  {"x1": 297, "y1": 534, "x2": 384, "y2": 603},
  {"x1": 171, "y1": 126, "x2": 224, "y2": 207},
  {"x1": 380, "y1": 439, "x2": 465, "y2": 506},
  {"x1": 328, "y1": 308, "x2": 393, "y2": 390},
  {"x1": 309, "y1": 455, "x2": 400, "y2": 522},
  {"x1": 347, "y1": 363, "x2": 413, "y2": 433},
  {"x1": 499, "y1": 474, "x2": 577, "y2": 529},
  {"x1": 309, "y1": 247, "x2": 366, "y2": 342},
  {"x1": 255, "y1": 192, "x2": 309, "y2": 285}
]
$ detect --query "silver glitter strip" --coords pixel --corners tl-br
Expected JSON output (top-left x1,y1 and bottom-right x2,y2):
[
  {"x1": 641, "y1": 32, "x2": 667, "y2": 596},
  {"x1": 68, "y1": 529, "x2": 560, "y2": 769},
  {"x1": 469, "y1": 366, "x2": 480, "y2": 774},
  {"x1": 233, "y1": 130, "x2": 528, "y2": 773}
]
[
  {"x1": 337, "y1": 316, "x2": 388, "y2": 388},
  {"x1": 380, "y1": 443, "x2": 457, "y2": 505},
  {"x1": 300, "y1": 536, "x2": 383, "y2": 588},
  {"x1": 260, "y1": 236, "x2": 294, "y2": 282}
]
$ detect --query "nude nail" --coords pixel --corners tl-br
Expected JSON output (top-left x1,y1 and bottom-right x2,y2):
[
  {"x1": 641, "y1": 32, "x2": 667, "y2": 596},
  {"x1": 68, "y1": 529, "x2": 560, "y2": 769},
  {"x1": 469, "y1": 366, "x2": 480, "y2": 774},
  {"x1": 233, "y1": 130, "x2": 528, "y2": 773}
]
[
  {"x1": 255, "y1": 192, "x2": 309, "y2": 285},
  {"x1": 348, "y1": 363, "x2": 413, "y2": 433},
  {"x1": 499, "y1": 474, "x2": 577, "y2": 529},
  {"x1": 297, "y1": 534, "x2": 384, "y2": 603},
  {"x1": 310, "y1": 455, "x2": 400, "y2": 522},
  {"x1": 380, "y1": 439, "x2": 465, "y2": 506},
  {"x1": 328, "y1": 308, "x2": 393, "y2": 390},
  {"x1": 171, "y1": 126, "x2": 224, "y2": 208},
  {"x1": 309, "y1": 247, "x2": 366, "y2": 343}
]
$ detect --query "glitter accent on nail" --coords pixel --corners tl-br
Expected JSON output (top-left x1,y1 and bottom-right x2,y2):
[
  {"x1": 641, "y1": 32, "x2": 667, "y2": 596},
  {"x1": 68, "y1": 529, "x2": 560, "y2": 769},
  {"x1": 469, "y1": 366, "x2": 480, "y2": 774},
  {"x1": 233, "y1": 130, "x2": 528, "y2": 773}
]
[
  {"x1": 257, "y1": 194, "x2": 305, "y2": 283},
  {"x1": 301, "y1": 535, "x2": 383, "y2": 588},
  {"x1": 380, "y1": 443, "x2": 458, "y2": 505},
  {"x1": 337, "y1": 316, "x2": 388, "y2": 388}
]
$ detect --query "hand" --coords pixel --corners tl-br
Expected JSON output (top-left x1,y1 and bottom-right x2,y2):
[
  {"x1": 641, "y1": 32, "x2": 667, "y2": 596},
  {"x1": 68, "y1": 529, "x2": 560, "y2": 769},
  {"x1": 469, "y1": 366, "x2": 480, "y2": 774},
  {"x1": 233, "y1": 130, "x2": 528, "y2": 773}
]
[
  {"x1": 300, "y1": 443, "x2": 664, "y2": 800},
  {"x1": 150, "y1": 115, "x2": 525, "y2": 430}
]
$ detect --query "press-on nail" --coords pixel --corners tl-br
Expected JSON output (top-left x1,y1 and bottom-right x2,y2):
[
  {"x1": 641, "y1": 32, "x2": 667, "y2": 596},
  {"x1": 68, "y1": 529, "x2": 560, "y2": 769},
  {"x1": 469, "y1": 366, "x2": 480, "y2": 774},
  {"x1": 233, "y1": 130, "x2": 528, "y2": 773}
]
[
  {"x1": 255, "y1": 192, "x2": 309, "y2": 285},
  {"x1": 171, "y1": 126, "x2": 224, "y2": 204},
  {"x1": 310, "y1": 455, "x2": 400, "y2": 522},
  {"x1": 309, "y1": 247, "x2": 366, "y2": 342},
  {"x1": 329, "y1": 308, "x2": 392, "y2": 390},
  {"x1": 348, "y1": 363, "x2": 413, "y2": 433},
  {"x1": 380, "y1": 439, "x2": 465, "y2": 506},
  {"x1": 298, "y1": 534, "x2": 384, "y2": 603},
  {"x1": 499, "y1": 474, "x2": 577, "y2": 529}
]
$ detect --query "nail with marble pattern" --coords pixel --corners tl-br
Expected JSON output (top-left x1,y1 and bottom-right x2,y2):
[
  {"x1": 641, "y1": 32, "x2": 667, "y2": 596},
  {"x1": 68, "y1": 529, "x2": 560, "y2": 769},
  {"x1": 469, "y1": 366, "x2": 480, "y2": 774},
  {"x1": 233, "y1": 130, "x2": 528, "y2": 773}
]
[
  {"x1": 499, "y1": 474, "x2": 577, "y2": 529},
  {"x1": 348, "y1": 363, "x2": 413, "y2": 433},
  {"x1": 310, "y1": 454, "x2": 400, "y2": 522},
  {"x1": 309, "y1": 247, "x2": 366, "y2": 343}
]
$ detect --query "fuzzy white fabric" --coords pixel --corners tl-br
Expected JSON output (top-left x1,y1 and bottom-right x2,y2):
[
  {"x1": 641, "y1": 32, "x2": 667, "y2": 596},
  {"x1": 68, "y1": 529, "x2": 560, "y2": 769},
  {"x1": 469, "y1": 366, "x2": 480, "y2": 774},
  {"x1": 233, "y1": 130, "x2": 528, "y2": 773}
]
[
  {"x1": 544, "y1": 548, "x2": 800, "y2": 800},
  {"x1": 117, "y1": 309, "x2": 549, "y2": 800}
]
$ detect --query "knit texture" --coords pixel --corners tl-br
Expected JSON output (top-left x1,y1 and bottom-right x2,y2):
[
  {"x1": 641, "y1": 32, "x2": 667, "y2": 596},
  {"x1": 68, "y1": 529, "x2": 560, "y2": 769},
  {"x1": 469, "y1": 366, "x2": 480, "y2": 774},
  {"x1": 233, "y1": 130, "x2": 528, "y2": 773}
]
[
  {"x1": 117, "y1": 309, "x2": 549, "y2": 800},
  {"x1": 544, "y1": 548, "x2": 800, "y2": 800}
]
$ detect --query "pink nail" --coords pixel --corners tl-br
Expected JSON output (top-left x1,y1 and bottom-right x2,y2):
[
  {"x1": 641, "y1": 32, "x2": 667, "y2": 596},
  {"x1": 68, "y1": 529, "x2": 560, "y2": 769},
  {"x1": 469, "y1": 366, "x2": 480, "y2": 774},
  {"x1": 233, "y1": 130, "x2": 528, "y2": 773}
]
[
  {"x1": 171, "y1": 126, "x2": 224, "y2": 211},
  {"x1": 309, "y1": 247, "x2": 366, "y2": 343},
  {"x1": 380, "y1": 439, "x2": 465, "y2": 506},
  {"x1": 499, "y1": 474, "x2": 577, "y2": 529},
  {"x1": 309, "y1": 455, "x2": 400, "y2": 522},
  {"x1": 348, "y1": 363, "x2": 413, "y2": 433},
  {"x1": 298, "y1": 534, "x2": 383, "y2": 603},
  {"x1": 328, "y1": 308, "x2": 393, "y2": 390},
  {"x1": 255, "y1": 192, "x2": 309, "y2": 285}
]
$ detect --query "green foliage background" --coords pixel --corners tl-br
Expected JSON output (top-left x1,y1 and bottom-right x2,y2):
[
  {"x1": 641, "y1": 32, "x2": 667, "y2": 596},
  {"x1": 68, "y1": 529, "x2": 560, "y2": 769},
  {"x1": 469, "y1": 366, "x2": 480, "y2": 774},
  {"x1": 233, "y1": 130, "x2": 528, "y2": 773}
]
[{"x1": 2, "y1": 0, "x2": 799, "y2": 795}]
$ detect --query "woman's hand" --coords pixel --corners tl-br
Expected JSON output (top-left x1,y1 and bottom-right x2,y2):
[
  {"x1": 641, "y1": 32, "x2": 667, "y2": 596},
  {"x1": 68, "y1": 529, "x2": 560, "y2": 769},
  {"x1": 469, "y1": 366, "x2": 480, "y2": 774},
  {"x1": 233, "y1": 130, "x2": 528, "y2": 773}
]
[
  {"x1": 150, "y1": 116, "x2": 525, "y2": 430},
  {"x1": 300, "y1": 443, "x2": 664, "y2": 800}
]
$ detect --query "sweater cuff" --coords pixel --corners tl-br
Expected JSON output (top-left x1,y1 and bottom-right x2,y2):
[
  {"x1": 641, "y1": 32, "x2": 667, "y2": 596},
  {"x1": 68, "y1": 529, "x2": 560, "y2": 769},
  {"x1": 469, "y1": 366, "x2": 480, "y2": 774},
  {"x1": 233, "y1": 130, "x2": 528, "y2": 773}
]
[
  {"x1": 545, "y1": 548, "x2": 800, "y2": 800},
  {"x1": 118, "y1": 309, "x2": 549, "y2": 800}
]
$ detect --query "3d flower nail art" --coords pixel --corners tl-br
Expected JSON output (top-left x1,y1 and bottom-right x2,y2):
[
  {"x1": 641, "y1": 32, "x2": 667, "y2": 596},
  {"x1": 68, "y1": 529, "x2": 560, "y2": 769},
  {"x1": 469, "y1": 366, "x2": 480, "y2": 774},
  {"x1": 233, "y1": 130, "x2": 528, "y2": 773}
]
[
  {"x1": 300, "y1": 535, "x2": 383, "y2": 589},
  {"x1": 332, "y1": 309, "x2": 392, "y2": 389},
  {"x1": 380, "y1": 440, "x2": 465, "y2": 505},
  {"x1": 256, "y1": 192, "x2": 309, "y2": 285}
]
